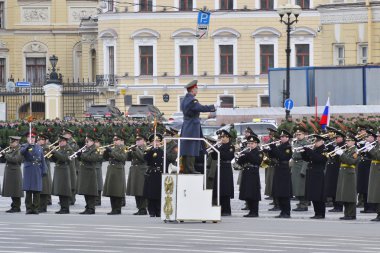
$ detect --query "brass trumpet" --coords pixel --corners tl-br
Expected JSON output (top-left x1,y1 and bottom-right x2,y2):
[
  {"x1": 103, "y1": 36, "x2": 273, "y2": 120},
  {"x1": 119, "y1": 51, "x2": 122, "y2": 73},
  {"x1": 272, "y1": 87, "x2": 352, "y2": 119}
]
[
  {"x1": 44, "y1": 145, "x2": 60, "y2": 158},
  {"x1": 0, "y1": 146, "x2": 11, "y2": 157},
  {"x1": 69, "y1": 145, "x2": 87, "y2": 160},
  {"x1": 125, "y1": 144, "x2": 137, "y2": 152},
  {"x1": 206, "y1": 141, "x2": 222, "y2": 154},
  {"x1": 97, "y1": 144, "x2": 114, "y2": 154},
  {"x1": 48, "y1": 140, "x2": 59, "y2": 148},
  {"x1": 261, "y1": 140, "x2": 280, "y2": 150}
]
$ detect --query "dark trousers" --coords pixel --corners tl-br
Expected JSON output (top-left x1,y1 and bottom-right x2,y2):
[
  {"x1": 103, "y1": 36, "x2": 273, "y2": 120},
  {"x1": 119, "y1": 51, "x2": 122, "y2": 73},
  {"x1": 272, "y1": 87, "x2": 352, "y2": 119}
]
[
  {"x1": 182, "y1": 156, "x2": 195, "y2": 174},
  {"x1": 247, "y1": 200, "x2": 259, "y2": 215},
  {"x1": 110, "y1": 197, "x2": 122, "y2": 212},
  {"x1": 96, "y1": 191, "x2": 102, "y2": 205},
  {"x1": 25, "y1": 191, "x2": 40, "y2": 212},
  {"x1": 71, "y1": 189, "x2": 76, "y2": 205},
  {"x1": 333, "y1": 198, "x2": 343, "y2": 210},
  {"x1": 312, "y1": 201, "x2": 326, "y2": 217},
  {"x1": 59, "y1": 196, "x2": 70, "y2": 211},
  {"x1": 40, "y1": 194, "x2": 49, "y2": 211},
  {"x1": 220, "y1": 196, "x2": 231, "y2": 214},
  {"x1": 278, "y1": 197, "x2": 291, "y2": 216},
  {"x1": 297, "y1": 196, "x2": 309, "y2": 208},
  {"x1": 363, "y1": 193, "x2": 376, "y2": 211},
  {"x1": 343, "y1": 202, "x2": 356, "y2": 217},
  {"x1": 135, "y1": 196, "x2": 147, "y2": 210},
  {"x1": 84, "y1": 195, "x2": 96, "y2": 212},
  {"x1": 11, "y1": 197, "x2": 21, "y2": 210},
  {"x1": 148, "y1": 199, "x2": 161, "y2": 216}
]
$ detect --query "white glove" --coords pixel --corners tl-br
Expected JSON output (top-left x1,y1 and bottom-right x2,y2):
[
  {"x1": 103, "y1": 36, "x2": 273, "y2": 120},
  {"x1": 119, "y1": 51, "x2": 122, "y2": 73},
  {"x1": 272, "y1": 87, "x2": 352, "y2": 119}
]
[
  {"x1": 366, "y1": 144, "x2": 374, "y2": 152},
  {"x1": 335, "y1": 149, "x2": 343, "y2": 156}
]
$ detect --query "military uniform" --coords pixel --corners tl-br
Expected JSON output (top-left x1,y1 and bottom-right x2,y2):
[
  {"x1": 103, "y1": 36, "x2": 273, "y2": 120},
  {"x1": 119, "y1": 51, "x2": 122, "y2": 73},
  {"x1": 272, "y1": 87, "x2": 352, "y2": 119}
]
[
  {"x1": 77, "y1": 139, "x2": 102, "y2": 215},
  {"x1": 336, "y1": 136, "x2": 359, "y2": 220},
  {"x1": 301, "y1": 137, "x2": 327, "y2": 219},
  {"x1": 126, "y1": 139, "x2": 149, "y2": 215},
  {"x1": 51, "y1": 140, "x2": 73, "y2": 214},
  {"x1": 143, "y1": 135, "x2": 164, "y2": 217},
  {"x1": 103, "y1": 137, "x2": 128, "y2": 215},
  {"x1": 95, "y1": 146, "x2": 103, "y2": 206},
  {"x1": 20, "y1": 136, "x2": 48, "y2": 215},
  {"x1": 237, "y1": 135, "x2": 263, "y2": 217},
  {"x1": 2, "y1": 137, "x2": 24, "y2": 213},
  {"x1": 212, "y1": 130, "x2": 235, "y2": 216},
  {"x1": 367, "y1": 137, "x2": 380, "y2": 221},
  {"x1": 291, "y1": 132, "x2": 309, "y2": 211},
  {"x1": 38, "y1": 135, "x2": 53, "y2": 213}
]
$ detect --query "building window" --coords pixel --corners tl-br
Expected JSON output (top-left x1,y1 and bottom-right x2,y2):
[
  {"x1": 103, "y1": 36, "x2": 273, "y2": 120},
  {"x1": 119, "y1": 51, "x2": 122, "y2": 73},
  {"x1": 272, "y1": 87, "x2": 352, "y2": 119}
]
[
  {"x1": 260, "y1": 95, "x2": 270, "y2": 107},
  {"x1": 178, "y1": 95, "x2": 185, "y2": 111},
  {"x1": 140, "y1": 46, "x2": 153, "y2": 76},
  {"x1": 334, "y1": 44, "x2": 345, "y2": 66},
  {"x1": 358, "y1": 44, "x2": 368, "y2": 64},
  {"x1": 0, "y1": 58, "x2": 5, "y2": 85},
  {"x1": 220, "y1": 45, "x2": 233, "y2": 75},
  {"x1": 91, "y1": 49, "x2": 96, "y2": 82},
  {"x1": 107, "y1": 0, "x2": 114, "y2": 12},
  {"x1": 140, "y1": 0, "x2": 153, "y2": 12},
  {"x1": 108, "y1": 46, "x2": 114, "y2": 76},
  {"x1": 219, "y1": 95, "x2": 234, "y2": 108},
  {"x1": 140, "y1": 96, "x2": 154, "y2": 105},
  {"x1": 260, "y1": 0, "x2": 274, "y2": 10},
  {"x1": 295, "y1": 44, "x2": 310, "y2": 67},
  {"x1": 0, "y1": 2, "x2": 4, "y2": 29},
  {"x1": 26, "y1": 57, "x2": 46, "y2": 85},
  {"x1": 296, "y1": 0, "x2": 310, "y2": 9},
  {"x1": 84, "y1": 99, "x2": 93, "y2": 112},
  {"x1": 220, "y1": 0, "x2": 233, "y2": 10},
  {"x1": 179, "y1": 0, "x2": 193, "y2": 11},
  {"x1": 180, "y1": 46, "x2": 193, "y2": 75},
  {"x1": 260, "y1": 45, "x2": 274, "y2": 74}
]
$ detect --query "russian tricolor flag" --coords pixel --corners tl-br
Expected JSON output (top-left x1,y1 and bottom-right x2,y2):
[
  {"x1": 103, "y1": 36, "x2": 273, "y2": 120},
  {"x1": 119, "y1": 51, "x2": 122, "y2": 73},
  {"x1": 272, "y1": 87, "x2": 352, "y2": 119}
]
[{"x1": 319, "y1": 97, "x2": 330, "y2": 130}]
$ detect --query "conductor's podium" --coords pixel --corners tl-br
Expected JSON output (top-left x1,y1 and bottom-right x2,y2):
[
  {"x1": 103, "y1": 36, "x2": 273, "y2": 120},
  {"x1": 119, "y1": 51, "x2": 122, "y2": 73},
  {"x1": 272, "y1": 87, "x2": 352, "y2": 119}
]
[{"x1": 161, "y1": 174, "x2": 221, "y2": 222}]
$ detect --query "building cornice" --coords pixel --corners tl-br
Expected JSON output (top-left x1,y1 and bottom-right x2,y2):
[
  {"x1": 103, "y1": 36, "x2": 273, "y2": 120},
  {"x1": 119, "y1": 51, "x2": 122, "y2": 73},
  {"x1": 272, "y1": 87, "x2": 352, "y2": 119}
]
[
  {"x1": 117, "y1": 84, "x2": 268, "y2": 90},
  {"x1": 318, "y1": 5, "x2": 380, "y2": 24}
]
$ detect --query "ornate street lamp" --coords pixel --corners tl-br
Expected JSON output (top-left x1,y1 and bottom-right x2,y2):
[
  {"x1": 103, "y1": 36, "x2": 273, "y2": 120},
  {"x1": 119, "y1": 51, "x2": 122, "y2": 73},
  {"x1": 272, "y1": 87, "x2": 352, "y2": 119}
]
[
  {"x1": 277, "y1": 4, "x2": 301, "y2": 119},
  {"x1": 47, "y1": 54, "x2": 62, "y2": 84}
]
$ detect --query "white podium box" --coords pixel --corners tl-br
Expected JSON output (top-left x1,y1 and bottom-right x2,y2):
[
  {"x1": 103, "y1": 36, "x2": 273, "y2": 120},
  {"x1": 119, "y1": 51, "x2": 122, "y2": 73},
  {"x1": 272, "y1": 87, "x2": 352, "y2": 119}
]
[{"x1": 161, "y1": 174, "x2": 221, "y2": 222}]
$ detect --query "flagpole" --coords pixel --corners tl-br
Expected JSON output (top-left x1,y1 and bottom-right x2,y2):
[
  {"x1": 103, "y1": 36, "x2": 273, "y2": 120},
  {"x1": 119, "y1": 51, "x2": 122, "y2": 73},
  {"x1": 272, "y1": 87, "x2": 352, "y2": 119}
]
[{"x1": 153, "y1": 117, "x2": 157, "y2": 149}]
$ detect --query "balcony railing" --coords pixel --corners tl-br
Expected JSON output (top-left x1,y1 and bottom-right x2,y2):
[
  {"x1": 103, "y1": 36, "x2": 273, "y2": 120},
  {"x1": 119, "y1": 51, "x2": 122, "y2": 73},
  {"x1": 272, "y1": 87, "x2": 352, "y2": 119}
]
[{"x1": 96, "y1": 74, "x2": 116, "y2": 86}]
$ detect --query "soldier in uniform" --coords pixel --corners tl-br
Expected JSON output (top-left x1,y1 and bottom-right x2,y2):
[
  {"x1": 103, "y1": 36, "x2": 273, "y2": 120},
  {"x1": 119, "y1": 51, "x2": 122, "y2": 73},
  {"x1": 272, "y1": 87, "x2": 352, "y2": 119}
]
[
  {"x1": 357, "y1": 129, "x2": 377, "y2": 213},
  {"x1": 103, "y1": 134, "x2": 128, "y2": 215},
  {"x1": 211, "y1": 130, "x2": 235, "y2": 216},
  {"x1": 62, "y1": 128, "x2": 79, "y2": 205},
  {"x1": 266, "y1": 130, "x2": 293, "y2": 218},
  {"x1": 126, "y1": 134, "x2": 149, "y2": 215},
  {"x1": 367, "y1": 129, "x2": 380, "y2": 221},
  {"x1": 20, "y1": 132, "x2": 47, "y2": 214},
  {"x1": 164, "y1": 127, "x2": 178, "y2": 172},
  {"x1": 180, "y1": 80, "x2": 216, "y2": 174},
  {"x1": 2, "y1": 136, "x2": 24, "y2": 213},
  {"x1": 205, "y1": 136, "x2": 218, "y2": 190},
  {"x1": 301, "y1": 135, "x2": 328, "y2": 219},
  {"x1": 77, "y1": 134, "x2": 103, "y2": 215},
  {"x1": 237, "y1": 135, "x2": 263, "y2": 217},
  {"x1": 325, "y1": 128, "x2": 345, "y2": 212},
  {"x1": 334, "y1": 133, "x2": 359, "y2": 220},
  {"x1": 291, "y1": 126, "x2": 309, "y2": 212},
  {"x1": 51, "y1": 135, "x2": 73, "y2": 214},
  {"x1": 37, "y1": 133, "x2": 53, "y2": 213},
  {"x1": 94, "y1": 137, "x2": 103, "y2": 206},
  {"x1": 355, "y1": 125, "x2": 368, "y2": 208},
  {"x1": 143, "y1": 134, "x2": 164, "y2": 217}
]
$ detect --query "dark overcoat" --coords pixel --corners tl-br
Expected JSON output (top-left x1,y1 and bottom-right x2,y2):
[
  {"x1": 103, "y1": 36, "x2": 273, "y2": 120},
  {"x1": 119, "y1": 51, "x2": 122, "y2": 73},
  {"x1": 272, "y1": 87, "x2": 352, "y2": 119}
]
[
  {"x1": 2, "y1": 146, "x2": 24, "y2": 197},
  {"x1": 291, "y1": 138, "x2": 309, "y2": 197},
  {"x1": 51, "y1": 145, "x2": 73, "y2": 197},
  {"x1": 103, "y1": 145, "x2": 128, "y2": 197},
  {"x1": 268, "y1": 141, "x2": 293, "y2": 198},
  {"x1": 126, "y1": 146, "x2": 148, "y2": 196},
  {"x1": 367, "y1": 143, "x2": 380, "y2": 203},
  {"x1": 41, "y1": 144, "x2": 52, "y2": 195},
  {"x1": 180, "y1": 93, "x2": 215, "y2": 156},
  {"x1": 336, "y1": 146, "x2": 358, "y2": 203},
  {"x1": 324, "y1": 143, "x2": 343, "y2": 198},
  {"x1": 77, "y1": 144, "x2": 102, "y2": 196},
  {"x1": 68, "y1": 139, "x2": 79, "y2": 191},
  {"x1": 143, "y1": 147, "x2": 164, "y2": 200},
  {"x1": 238, "y1": 147, "x2": 263, "y2": 201},
  {"x1": 20, "y1": 144, "x2": 47, "y2": 192},
  {"x1": 301, "y1": 145, "x2": 327, "y2": 201},
  {"x1": 356, "y1": 152, "x2": 371, "y2": 194},
  {"x1": 212, "y1": 142, "x2": 235, "y2": 198}
]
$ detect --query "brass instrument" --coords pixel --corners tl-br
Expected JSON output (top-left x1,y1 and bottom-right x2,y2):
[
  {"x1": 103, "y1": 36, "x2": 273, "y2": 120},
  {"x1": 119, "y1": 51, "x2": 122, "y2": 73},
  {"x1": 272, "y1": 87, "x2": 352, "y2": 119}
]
[
  {"x1": 329, "y1": 144, "x2": 357, "y2": 157},
  {"x1": 327, "y1": 144, "x2": 347, "y2": 157},
  {"x1": 261, "y1": 140, "x2": 281, "y2": 149},
  {"x1": 0, "y1": 146, "x2": 11, "y2": 157},
  {"x1": 69, "y1": 145, "x2": 87, "y2": 160},
  {"x1": 125, "y1": 144, "x2": 137, "y2": 152},
  {"x1": 44, "y1": 145, "x2": 60, "y2": 158},
  {"x1": 293, "y1": 143, "x2": 315, "y2": 152},
  {"x1": 206, "y1": 141, "x2": 222, "y2": 154},
  {"x1": 357, "y1": 141, "x2": 377, "y2": 153},
  {"x1": 97, "y1": 144, "x2": 114, "y2": 154},
  {"x1": 48, "y1": 140, "x2": 59, "y2": 148},
  {"x1": 260, "y1": 154, "x2": 270, "y2": 169},
  {"x1": 325, "y1": 140, "x2": 336, "y2": 147}
]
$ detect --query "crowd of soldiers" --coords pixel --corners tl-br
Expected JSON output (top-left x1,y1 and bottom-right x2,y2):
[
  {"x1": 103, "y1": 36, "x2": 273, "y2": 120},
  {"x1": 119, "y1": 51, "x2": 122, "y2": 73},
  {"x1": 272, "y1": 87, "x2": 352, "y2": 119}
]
[{"x1": 1, "y1": 114, "x2": 380, "y2": 222}]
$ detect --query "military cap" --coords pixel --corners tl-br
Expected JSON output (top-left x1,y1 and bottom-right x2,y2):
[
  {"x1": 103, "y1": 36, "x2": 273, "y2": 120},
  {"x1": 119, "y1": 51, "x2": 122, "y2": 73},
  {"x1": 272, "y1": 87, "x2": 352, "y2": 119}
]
[
  {"x1": 267, "y1": 128, "x2": 277, "y2": 134},
  {"x1": 332, "y1": 129, "x2": 346, "y2": 138},
  {"x1": 246, "y1": 135, "x2": 260, "y2": 143},
  {"x1": 24, "y1": 131, "x2": 37, "y2": 138},
  {"x1": 85, "y1": 133, "x2": 96, "y2": 141},
  {"x1": 219, "y1": 129, "x2": 231, "y2": 138},
  {"x1": 357, "y1": 124, "x2": 367, "y2": 131},
  {"x1": 9, "y1": 136, "x2": 21, "y2": 141},
  {"x1": 185, "y1": 80, "x2": 198, "y2": 90},
  {"x1": 205, "y1": 135, "x2": 217, "y2": 144},
  {"x1": 313, "y1": 134, "x2": 328, "y2": 142},
  {"x1": 294, "y1": 125, "x2": 307, "y2": 134},
  {"x1": 58, "y1": 135, "x2": 70, "y2": 141},
  {"x1": 346, "y1": 133, "x2": 358, "y2": 142},
  {"x1": 135, "y1": 134, "x2": 147, "y2": 141},
  {"x1": 37, "y1": 133, "x2": 49, "y2": 140},
  {"x1": 279, "y1": 129, "x2": 292, "y2": 138},
  {"x1": 148, "y1": 133, "x2": 163, "y2": 143},
  {"x1": 113, "y1": 133, "x2": 124, "y2": 141},
  {"x1": 366, "y1": 129, "x2": 377, "y2": 138},
  {"x1": 62, "y1": 128, "x2": 74, "y2": 135}
]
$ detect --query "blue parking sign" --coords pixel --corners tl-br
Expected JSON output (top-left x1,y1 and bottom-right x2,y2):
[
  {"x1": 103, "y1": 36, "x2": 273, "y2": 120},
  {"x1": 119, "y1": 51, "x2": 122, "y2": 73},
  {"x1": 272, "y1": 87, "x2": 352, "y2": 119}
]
[{"x1": 197, "y1": 11, "x2": 210, "y2": 25}]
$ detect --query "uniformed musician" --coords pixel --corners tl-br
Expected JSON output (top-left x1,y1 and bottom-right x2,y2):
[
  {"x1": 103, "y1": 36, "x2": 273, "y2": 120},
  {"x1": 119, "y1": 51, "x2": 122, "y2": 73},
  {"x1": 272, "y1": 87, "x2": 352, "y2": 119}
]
[
  {"x1": 62, "y1": 128, "x2": 78, "y2": 205},
  {"x1": 37, "y1": 133, "x2": 53, "y2": 213},
  {"x1": 367, "y1": 128, "x2": 380, "y2": 221},
  {"x1": 237, "y1": 135, "x2": 263, "y2": 217}
]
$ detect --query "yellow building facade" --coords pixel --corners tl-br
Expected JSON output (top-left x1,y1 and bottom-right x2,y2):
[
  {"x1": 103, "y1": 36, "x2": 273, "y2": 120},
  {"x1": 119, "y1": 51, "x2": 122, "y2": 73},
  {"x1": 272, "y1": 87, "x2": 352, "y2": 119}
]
[{"x1": 0, "y1": 0, "x2": 378, "y2": 119}]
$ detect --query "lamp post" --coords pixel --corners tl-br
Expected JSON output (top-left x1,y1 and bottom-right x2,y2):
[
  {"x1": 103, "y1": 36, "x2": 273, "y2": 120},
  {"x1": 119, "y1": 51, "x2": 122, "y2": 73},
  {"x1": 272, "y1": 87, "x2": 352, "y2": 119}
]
[
  {"x1": 277, "y1": 4, "x2": 301, "y2": 119},
  {"x1": 47, "y1": 54, "x2": 62, "y2": 84}
]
